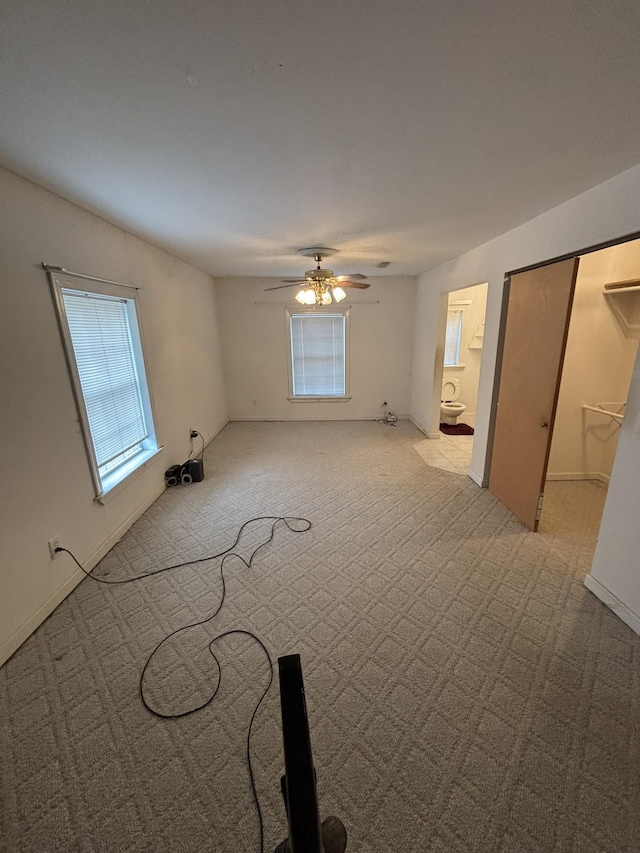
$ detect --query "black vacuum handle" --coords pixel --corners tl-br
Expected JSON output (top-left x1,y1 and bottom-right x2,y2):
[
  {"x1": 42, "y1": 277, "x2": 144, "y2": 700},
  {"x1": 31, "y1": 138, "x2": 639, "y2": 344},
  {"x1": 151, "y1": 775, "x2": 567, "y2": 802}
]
[{"x1": 278, "y1": 654, "x2": 323, "y2": 853}]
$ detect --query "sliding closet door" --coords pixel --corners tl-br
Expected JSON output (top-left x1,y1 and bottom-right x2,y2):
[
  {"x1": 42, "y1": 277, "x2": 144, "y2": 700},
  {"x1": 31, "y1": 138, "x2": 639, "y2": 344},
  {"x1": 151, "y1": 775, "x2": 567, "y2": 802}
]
[{"x1": 489, "y1": 257, "x2": 579, "y2": 530}]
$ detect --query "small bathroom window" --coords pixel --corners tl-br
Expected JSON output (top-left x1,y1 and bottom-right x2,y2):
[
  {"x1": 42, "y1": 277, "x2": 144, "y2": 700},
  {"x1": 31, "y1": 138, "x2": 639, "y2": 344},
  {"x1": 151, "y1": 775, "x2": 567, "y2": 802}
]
[{"x1": 444, "y1": 308, "x2": 463, "y2": 366}]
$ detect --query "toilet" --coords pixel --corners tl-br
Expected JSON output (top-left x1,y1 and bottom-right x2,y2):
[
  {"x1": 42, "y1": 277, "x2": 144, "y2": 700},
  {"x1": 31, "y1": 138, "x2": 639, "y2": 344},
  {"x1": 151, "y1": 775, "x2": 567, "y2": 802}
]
[{"x1": 441, "y1": 377, "x2": 466, "y2": 425}]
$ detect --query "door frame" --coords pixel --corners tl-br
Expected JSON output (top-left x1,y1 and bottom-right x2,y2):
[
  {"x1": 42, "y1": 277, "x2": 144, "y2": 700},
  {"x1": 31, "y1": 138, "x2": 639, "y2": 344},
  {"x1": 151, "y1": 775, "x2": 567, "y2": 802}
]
[
  {"x1": 484, "y1": 228, "x2": 640, "y2": 488},
  {"x1": 432, "y1": 281, "x2": 489, "y2": 441}
]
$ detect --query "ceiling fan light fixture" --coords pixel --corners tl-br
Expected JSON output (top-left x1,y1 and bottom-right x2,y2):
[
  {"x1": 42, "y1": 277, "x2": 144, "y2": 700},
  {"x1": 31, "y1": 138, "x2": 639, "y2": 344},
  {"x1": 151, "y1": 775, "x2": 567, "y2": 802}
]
[
  {"x1": 263, "y1": 248, "x2": 370, "y2": 300},
  {"x1": 295, "y1": 288, "x2": 316, "y2": 304}
]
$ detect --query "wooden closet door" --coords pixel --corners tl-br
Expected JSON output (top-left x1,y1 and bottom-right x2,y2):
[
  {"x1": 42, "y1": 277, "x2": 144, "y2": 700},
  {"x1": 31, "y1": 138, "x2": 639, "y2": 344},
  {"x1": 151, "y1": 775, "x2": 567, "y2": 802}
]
[{"x1": 489, "y1": 257, "x2": 579, "y2": 530}]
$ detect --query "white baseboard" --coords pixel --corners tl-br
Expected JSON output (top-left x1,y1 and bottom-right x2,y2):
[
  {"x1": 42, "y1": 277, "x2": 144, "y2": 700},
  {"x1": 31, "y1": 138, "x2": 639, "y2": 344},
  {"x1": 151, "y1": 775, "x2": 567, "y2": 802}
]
[
  {"x1": 230, "y1": 415, "x2": 409, "y2": 423},
  {"x1": 1, "y1": 420, "x2": 229, "y2": 667},
  {"x1": 409, "y1": 417, "x2": 440, "y2": 440},
  {"x1": 0, "y1": 567, "x2": 87, "y2": 667},
  {"x1": 409, "y1": 415, "x2": 429, "y2": 436},
  {"x1": 546, "y1": 471, "x2": 610, "y2": 485},
  {"x1": 203, "y1": 418, "x2": 228, "y2": 449},
  {"x1": 0, "y1": 481, "x2": 166, "y2": 667},
  {"x1": 468, "y1": 467, "x2": 484, "y2": 487},
  {"x1": 584, "y1": 574, "x2": 640, "y2": 637},
  {"x1": 85, "y1": 482, "x2": 167, "y2": 571}
]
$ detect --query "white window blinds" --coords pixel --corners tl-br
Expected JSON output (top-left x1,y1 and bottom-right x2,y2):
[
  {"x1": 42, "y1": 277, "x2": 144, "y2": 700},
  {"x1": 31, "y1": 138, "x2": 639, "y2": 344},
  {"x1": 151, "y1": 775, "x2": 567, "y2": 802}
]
[
  {"x1": 61, "y1": 289, "x2": 148, "y2": 473},
  {"x1": 290, "y1": 314, "x2": 346, "y2": 396},
  {"x1": 444, "y1": 309, "x2": 463, "y2": 366}
]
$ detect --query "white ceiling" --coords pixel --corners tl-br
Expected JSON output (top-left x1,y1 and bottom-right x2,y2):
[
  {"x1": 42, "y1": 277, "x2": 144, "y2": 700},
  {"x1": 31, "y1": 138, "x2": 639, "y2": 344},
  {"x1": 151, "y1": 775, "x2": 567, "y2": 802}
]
[{"x1": 1, "y1": 0, "x2": 640, "y2": 278}]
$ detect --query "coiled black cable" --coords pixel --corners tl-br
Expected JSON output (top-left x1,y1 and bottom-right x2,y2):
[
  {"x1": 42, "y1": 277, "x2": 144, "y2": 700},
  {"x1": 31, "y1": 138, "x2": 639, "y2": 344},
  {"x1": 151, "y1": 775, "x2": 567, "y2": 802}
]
[{"x1": 57, "y1": 515, "x2": 312, "y2": 853}]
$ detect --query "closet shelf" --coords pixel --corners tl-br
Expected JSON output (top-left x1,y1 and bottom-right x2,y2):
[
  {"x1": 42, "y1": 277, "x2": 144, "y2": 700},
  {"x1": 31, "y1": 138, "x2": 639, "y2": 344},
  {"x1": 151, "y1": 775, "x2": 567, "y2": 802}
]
[
  {"x1": 582, "y1": 403, "x2": 625, "y2": 423},
  {"x1": 468, "y1": 320, "x2": 485, "y2": 350}
]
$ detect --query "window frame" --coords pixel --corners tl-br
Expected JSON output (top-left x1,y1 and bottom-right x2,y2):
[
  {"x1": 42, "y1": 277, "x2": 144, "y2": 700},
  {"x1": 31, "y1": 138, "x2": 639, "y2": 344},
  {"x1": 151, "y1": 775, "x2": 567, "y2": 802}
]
[
  {"x1": 286, "y1": 307, "x2": 351, "y2": 402},
  {"x1": 49, "y1": 270, "x2": 161, "y2": 501},
  {"x1": 444, "y1": 305, "x2": 465, "y2": 368}
]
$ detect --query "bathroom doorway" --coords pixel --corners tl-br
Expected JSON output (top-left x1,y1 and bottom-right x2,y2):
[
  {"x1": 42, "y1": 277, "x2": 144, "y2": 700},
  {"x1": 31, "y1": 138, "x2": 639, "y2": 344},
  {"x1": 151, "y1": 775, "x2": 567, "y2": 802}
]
[
  {"x1": 538, "y1": 238, "x2": 640, "y2": 539},
  {"x1": 416, "y1": 282, "x2": 487, "y2": 476}
]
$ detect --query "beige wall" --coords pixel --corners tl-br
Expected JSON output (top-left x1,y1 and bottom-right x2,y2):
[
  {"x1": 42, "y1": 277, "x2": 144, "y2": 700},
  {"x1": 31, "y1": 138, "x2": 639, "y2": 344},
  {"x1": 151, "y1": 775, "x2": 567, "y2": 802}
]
[
  {"x1": 0, "y1": 167, "x2": 228, "y2": 664},
  {"x1": 4, "y1": 155, "x2": 640, "y2": 662},
  {"x1": 548, "y1": 242, "x2": 640, "y2": 481},
  {"x1": 410, "y1": 162, "x2": 640, "y2": 633},
  {"x1": 216, "y1": 276, "x2": 416, "y2": 421}
]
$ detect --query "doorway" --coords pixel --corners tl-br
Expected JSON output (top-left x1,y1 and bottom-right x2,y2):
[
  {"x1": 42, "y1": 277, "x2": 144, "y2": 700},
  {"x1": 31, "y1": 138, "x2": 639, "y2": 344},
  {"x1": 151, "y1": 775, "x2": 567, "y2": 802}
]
[
  {"x1": 489, "y1": 237, "x2": 640, "y2": 536},
  {"x1": 416, "y1": 283, "x2": 487, "y2": 476},
  {"x1": 539, "y1": 239, "x2": 640, "y2": 537}
]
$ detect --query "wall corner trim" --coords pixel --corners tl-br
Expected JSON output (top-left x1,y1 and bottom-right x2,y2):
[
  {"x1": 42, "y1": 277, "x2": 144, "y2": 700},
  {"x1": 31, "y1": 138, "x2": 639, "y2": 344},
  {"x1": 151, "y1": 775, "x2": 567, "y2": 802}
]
[{"x1": 584, "y1": 573, "x2": 640, "y2": 637}]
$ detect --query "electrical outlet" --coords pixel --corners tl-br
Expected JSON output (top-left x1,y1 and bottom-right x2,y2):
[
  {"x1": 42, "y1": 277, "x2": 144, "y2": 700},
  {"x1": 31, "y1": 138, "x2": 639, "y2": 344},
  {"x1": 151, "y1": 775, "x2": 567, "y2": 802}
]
[{"x1": 48, "y1": 537, "x2": 61, "y2": 559}]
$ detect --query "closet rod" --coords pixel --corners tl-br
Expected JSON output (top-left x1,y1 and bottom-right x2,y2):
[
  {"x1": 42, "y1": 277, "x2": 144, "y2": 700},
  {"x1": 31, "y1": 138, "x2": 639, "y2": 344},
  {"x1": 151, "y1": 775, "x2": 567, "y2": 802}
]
[
  {"x1": 582, "y1": 404, "x2": 624, "y2": 423},
  {"x1": 603, "y1": 280, "x2": 640, "y2": 294}
]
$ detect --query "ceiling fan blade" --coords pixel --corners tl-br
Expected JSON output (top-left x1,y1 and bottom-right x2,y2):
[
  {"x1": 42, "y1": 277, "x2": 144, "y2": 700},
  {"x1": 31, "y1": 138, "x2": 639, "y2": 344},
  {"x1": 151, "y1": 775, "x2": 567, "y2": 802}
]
[
  {"x1": 335, "y1": 274, "x2": 368, "y2": 281},
  {"x1": 282, "y1": 278, "x2": 310, "y2": 283},
  {"x1": 263, "y1": 282, "x2": 305, "y2": 291},
  {"x1": 339, "y1": 281, "x2": 370, "y2": 289}
]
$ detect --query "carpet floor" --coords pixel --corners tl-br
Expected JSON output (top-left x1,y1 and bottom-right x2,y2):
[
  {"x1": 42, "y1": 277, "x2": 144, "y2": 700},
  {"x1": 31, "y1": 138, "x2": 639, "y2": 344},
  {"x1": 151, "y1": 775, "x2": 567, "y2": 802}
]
[{"x1": 1, "y1": 421, "x2": 639, "y2": 853}]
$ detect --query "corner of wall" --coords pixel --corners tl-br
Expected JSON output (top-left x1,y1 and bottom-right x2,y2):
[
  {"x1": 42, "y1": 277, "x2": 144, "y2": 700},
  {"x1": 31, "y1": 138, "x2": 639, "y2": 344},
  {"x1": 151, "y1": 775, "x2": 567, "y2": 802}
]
[{"x1": 584, "y1": 573, "x2": 640, "y2": 637}]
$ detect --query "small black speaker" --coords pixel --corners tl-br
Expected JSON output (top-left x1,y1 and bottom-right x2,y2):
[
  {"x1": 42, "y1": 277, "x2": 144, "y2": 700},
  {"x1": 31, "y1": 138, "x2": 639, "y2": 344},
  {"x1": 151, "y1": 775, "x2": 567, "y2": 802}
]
[{"x1": 186, "y1": 458, "x2": 204, "y2": 482}]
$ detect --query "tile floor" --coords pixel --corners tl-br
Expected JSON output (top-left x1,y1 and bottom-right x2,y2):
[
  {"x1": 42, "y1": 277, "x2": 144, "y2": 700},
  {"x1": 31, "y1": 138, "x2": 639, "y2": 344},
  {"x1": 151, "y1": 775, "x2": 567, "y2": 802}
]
[{"x1": 413, "y1": 416, "x2": 475, "y2": 475}]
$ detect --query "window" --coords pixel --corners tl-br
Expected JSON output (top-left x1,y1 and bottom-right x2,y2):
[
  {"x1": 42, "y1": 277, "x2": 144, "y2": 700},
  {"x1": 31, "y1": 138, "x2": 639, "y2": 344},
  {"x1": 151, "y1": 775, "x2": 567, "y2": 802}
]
[
  {"x1": 288, "y1": 312, "x2": 349, "y2": 399},
  {"x1": 444, "y1": 308, "x2": 463, "y2": 366},
  {"x1": 49, "y1": 271, "x2": 159, "y2": 498}
]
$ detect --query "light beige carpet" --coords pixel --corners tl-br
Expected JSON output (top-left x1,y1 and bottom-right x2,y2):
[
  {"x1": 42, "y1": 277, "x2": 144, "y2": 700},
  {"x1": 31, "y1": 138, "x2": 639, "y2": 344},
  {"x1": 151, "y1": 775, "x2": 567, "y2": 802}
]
[{"x1": 2, "y1": 421, "x2": 639, "y2": 852}]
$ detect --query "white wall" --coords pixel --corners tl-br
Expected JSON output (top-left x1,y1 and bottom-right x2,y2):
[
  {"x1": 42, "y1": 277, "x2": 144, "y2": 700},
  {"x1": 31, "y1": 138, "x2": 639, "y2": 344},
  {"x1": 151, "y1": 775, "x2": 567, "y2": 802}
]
[
  {"x1": 0, "y1": 167, "x2": 228, "y2": 664},
  {"x1": 548, "y1": 242, "x2": 640, "y2": 481},
  {"x1": 588, "y1": 340, "x2": 640, "y2": 633},
  {"x1": 443, "y1": 283, "x2": 487, "y2": 418},
  {"x1": 216, "y1": 276, "x2": 416, "y2": 421},
  {"x1": 410, "y1": 161, "x2": 640, "y2": 631}
]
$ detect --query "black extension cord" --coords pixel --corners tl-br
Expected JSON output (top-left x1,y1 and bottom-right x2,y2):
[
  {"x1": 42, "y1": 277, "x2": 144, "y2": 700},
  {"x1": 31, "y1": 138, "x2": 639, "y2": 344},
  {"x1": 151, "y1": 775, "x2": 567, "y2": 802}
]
[
  {"x1": 189, "y1": 429, "x2": 205, "y2": 462},
  {"x1": 56, "y1": 515, "x2": 312, "y2": 853}
]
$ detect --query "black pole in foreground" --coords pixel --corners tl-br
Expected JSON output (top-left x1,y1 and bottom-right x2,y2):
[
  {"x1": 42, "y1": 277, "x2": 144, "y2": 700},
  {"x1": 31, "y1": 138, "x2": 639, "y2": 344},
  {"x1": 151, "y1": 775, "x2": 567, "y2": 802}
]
[{"x1": 274, "y1": 654, "x2": 347, "y2": 853}]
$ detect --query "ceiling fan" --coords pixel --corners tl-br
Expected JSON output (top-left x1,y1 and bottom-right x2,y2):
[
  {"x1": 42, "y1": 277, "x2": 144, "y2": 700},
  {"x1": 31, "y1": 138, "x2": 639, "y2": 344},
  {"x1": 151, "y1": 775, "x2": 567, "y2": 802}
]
[{"x1": 264, "y1": 248, "x2": 370, "y2": 305}]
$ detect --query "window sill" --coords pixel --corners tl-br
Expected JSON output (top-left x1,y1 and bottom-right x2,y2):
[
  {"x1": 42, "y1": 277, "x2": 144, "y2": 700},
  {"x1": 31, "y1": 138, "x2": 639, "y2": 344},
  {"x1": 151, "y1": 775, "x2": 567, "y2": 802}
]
[
  {"x1": 95, "y1": 446, "x2": 164, "y2": 504},
  {"x1": 443, "y1": 364, "x2": 466, "y2": 370},
  {"x1": 288, "y1": 395, "x2": 352, "y2": 403}
]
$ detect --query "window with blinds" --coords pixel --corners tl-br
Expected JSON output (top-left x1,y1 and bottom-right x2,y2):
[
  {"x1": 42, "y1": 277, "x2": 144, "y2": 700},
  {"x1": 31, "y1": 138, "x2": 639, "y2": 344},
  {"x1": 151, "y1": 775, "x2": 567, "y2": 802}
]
[
  {"x1": 50, "y1": 272, "x2": 158, "y2": 497},
  {"x1": 61, "y1": 289, "x2": 148, "y2": 478},
  {"x1": 444, "y1": 308, "x2": 463, "y2": 366},
  {"x1": 290, "y1": 313, "x2": 346, "y2": 397}
]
